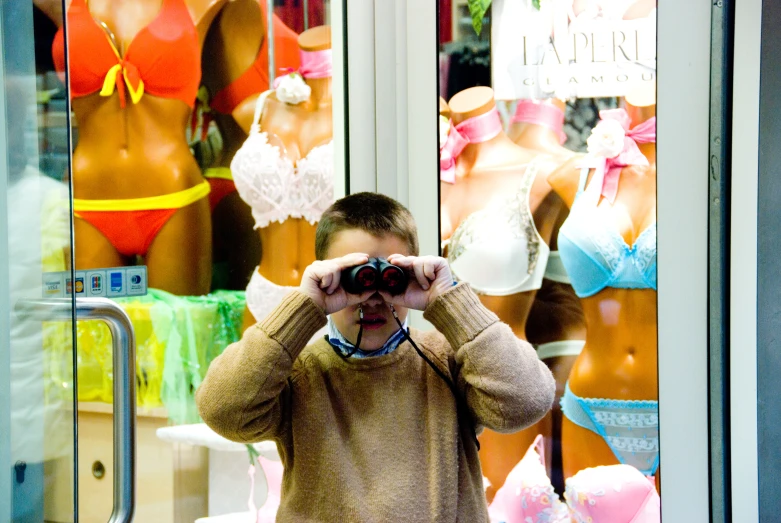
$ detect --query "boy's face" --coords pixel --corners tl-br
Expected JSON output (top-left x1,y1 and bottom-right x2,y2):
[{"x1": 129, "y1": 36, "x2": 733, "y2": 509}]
[{"x1": 326, "y1": 229, "x2": 411, "y2": 351}]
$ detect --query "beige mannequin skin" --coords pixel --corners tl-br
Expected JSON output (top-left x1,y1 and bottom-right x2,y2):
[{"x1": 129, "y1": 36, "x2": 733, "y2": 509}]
[
  {"x1": 547, "y1": 97, "x2": 658, "y2": 484},
  {"x1": 37, "y1": 0, "x2": 279, "y2": 295},
  {"x1": 507, "y1": 97, "x2": 586, "y2": 483},
  {"x1": 507, "y1": 98, "x2": 574, "y2": 163},
  {"x1": 199, "y1": 0, "x2": 270, "y2": 290},
  {"x1": 240, "y1": 26, "x2": 333, "y2": 332},
  {"x1": 441, "y1": 86, "x2": 560, "y2": 500}
]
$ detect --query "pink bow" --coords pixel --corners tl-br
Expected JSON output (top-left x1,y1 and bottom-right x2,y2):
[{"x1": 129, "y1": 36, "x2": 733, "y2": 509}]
[
  {"x1": 439, "y1": 108, "x2": 504, "y2": 184},
  {"x1": 439, "y1": 122, "x2": 470, "y2": 184},
  {"x1": 273, "y1": 49, "x2": 332, "y2": 88},
  {"x1": 581, "y1": 109, "x2": 656, "y2": 204}
]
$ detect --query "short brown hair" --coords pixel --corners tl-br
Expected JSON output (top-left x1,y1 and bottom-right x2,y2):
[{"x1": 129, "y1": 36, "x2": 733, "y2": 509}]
[{"x1": 315, "y1": 192, "x2": 419, "y2": 260}]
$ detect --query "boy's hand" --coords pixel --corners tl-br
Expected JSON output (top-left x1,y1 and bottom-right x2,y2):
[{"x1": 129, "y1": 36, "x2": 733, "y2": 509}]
[
  {"x1": 299, "y1": 254, "x2": 375, "y2": 314},
  {"x1": 380, "y1": 255, "x2": 454, "y2": 311}
]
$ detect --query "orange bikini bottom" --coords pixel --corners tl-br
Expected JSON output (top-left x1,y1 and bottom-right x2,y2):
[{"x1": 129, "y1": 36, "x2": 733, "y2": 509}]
[
  {"x1": 202, "y1": 168, "x2": 236, "y2": 212},
  {"x1": 74, "y1": 181, "x2": 210, "y2": 257}
]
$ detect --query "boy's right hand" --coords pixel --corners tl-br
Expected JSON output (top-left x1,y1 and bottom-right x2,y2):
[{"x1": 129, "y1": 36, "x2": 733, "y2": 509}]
[{"x1": 299, "y1": 253, "x2": 375, "y2": 314}]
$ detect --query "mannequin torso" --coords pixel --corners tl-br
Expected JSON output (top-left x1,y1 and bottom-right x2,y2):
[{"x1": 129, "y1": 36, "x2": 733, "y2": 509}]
[
  {"x1": 547, "y1": 103, "x2": 658, "y2": 478},
  {"x1": 239, "y1": 26, "x2": 333, "y2": 331}
]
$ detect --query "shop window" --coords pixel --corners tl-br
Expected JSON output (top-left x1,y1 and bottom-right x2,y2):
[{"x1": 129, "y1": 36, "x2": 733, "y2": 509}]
[{"x1": 438, "y1": 0, "x2": 659, "y2": 519}]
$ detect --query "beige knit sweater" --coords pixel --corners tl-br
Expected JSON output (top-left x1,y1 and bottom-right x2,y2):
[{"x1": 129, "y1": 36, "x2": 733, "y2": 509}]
[{"x1": 196, "y1": 283, "x2": 555, "y2": 522}]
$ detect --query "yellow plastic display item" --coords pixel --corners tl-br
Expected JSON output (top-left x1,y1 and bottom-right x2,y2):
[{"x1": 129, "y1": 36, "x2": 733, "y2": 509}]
[{"x1": 44, "y1": 289, "x2": 246, "y2": 425}]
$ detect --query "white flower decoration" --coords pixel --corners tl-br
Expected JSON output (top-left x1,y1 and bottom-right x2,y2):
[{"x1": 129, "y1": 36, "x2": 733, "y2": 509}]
[
  {"x1": 275, "y1": 73, "x2": 311, "y2": 105},
  {"x1": 586, "y1": 119, "x2": 626, "y2": 158},
  {"x1": 439, "y1": 115, "x2": 451, "y2": 147}
]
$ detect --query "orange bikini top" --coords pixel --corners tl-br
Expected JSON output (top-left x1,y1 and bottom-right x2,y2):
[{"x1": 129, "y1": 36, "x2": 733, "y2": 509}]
[
  {"x1": 209, "y1": 7, "x2": 300, "y2": 115},
  {"x1": 52, "y1": 0, "x2": 200, "y2": 108}
]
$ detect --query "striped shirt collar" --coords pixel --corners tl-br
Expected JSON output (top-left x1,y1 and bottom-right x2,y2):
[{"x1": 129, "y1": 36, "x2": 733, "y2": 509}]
[{"x1": 326, "y1": 316, "x2": 409, "y2": 358}]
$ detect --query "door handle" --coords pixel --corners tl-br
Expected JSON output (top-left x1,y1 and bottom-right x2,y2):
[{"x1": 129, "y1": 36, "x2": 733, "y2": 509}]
[{"x1": 16, "y1": 297, "x2": 136, "y2": 523}]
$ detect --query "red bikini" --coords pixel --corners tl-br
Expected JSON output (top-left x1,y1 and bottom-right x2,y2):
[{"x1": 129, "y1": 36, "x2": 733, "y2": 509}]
[{"x1": 52, "y1": 0, "x2": 201, "y2": 108}]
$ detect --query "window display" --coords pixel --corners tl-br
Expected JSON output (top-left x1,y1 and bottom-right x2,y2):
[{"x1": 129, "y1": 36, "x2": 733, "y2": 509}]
[
  {"x1": 33, "y1": 1, "x2": 336, "y2": 519},
  {"x1": 438, "y1": 0, "x2": 659, "y2": 518}
]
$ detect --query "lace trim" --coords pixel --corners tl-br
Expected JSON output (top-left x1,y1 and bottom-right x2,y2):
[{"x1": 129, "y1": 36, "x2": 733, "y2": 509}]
[{"x1": 447, "y1": 160, "x2": 541, "y2": 279}]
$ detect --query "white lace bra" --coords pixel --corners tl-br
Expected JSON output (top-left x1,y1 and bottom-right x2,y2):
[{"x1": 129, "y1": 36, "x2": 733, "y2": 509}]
[
  {"x1": 444, "y1": 161, "x2": 550, "y2": 296},
  {"x1": 230, "y1": 90, "x2": 334, "y2": 228}
]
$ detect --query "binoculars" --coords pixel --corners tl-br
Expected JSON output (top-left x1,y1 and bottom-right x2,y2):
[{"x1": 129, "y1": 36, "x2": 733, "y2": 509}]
[{"x1": 341, "y1": 257, "x2": 408, "y2": 295}]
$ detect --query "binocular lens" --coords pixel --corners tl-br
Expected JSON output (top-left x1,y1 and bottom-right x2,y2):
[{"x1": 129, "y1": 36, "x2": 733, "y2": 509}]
[
  {"x1": 381, "y1": 267, "x2": 404, "y2": 290},
  {"x1": 355, "y1": 266, "x2": 377, "y2": 289}
]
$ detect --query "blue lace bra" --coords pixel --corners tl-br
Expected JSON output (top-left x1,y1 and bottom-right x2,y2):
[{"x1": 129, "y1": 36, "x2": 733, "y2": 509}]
[{"x1": 558, "y1": 170, "x2": 657, "y2": 298}]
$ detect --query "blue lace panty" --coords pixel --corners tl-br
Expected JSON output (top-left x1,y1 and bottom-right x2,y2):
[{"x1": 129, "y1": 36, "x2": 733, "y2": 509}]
[{"x1": 561, "y1": 382, "x2": 659, "y2": 475}]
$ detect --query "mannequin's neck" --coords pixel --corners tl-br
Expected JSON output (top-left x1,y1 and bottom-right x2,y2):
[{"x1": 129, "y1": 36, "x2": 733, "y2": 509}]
[
  {"x1": 518, "y1": 123, "x2": 561, "y2": 148},
  {"x1": 306, "y1": 77, "x2": 332, "y2": 107},
  {"x1": 456, "y1": 132, "x2": 517, "y2": 174},
  {"x1": 638, "y1": 142, "x2": 656, "y2": 164}
]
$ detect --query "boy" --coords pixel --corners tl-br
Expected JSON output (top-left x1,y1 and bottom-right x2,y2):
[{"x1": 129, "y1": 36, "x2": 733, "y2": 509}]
[{"x1": 196, "y1": 192, "x2": 555, "y2": 522}]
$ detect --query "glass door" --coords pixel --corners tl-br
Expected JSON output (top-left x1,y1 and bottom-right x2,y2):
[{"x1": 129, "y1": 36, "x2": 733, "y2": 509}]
[
  {"x1": 43, "y1": 0, "x2": 348, "y2": 521},
  {"x1": 1, "y1": 1, "x2": 77, "y2": 521}
]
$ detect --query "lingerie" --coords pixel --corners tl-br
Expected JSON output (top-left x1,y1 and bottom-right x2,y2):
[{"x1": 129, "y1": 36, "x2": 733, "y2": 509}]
[
  {"x1": 488, "y1": 436, "x2": 660, "y2": 523},
  {"x1": 52, "y1": 0, "x2": 200, "y2": 108},
  {"x1": 544, "y1": 251, "x2": 570, "y2": 284},
  {"x1": 209, "y1": 5, "x2": 301, "y2": 115},
  {"x1": 202, "y1": 167, "x2": 236, "y2": 212},
  {"x1": 557, "y1": 111, "x2": 657, "y2": 298},
  {"x1": 536, "y1": 340, "x2": 585, "y2": 360},
  {"x1": 560, "y1": 382, "x2": 659, "y2": 476},
  {"x1": 446, "y1": 160, "x2": 549, "y2": 295},
  {"x1": 73, "y1": 181, "x2": 210, "y2": 257},
  {"x1": 231, "y1": 68, "x2": 334, "y2": 228},
  {"x1": 245, "y1": 269, "x2": 327, "y2": 343}
]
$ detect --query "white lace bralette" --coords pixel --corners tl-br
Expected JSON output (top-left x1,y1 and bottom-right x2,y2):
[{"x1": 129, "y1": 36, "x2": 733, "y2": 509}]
[{"x1": 230, "y1": 90, "x2": 334, "y2": 228}]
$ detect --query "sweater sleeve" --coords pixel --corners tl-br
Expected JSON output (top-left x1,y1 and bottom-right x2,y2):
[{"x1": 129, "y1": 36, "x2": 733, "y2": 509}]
[
  {"x1": 195, "y1": 291, "x2": 327, "y2": 443},
  {"x1": 423, "y1": 283, "x2": 556, "y2": 433}
]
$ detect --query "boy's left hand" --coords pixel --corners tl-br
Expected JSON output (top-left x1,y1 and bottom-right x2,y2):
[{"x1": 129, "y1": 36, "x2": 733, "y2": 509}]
[{"x1": 379, "y1": 255, "x2": 454, "y2": 311}]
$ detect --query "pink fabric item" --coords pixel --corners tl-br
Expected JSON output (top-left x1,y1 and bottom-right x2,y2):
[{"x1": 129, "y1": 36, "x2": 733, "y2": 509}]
[
  {"x1": 488, "y1": 435, "x2": 571, "y2": 523},
  {"x1": 564, "y1": 465, "x2": 660, "y2": 523},
  {"x1": 511, "y1": 100, "x2": 568, "y2": 144},
  {"x1": 439, "y1": 108, "x2": 504, "y2": 184},
  {"x1": 247, "y1": 456, "x2": 285, "y2": 523},
  {"x1": 580, "y1": 109, "x2": 657, "y2": 204},
  {"x1": 273, "y1": 48, "x2": 332, "y2": 88}
]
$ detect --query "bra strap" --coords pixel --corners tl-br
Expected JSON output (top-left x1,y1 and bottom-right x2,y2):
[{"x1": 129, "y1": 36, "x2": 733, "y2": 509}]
[
  {"x1": 250, "y1": 89, "x2": 274, "y2": 133},
  {"x1": 576, "y1": 164, "x2": 590, "y2": 195}
]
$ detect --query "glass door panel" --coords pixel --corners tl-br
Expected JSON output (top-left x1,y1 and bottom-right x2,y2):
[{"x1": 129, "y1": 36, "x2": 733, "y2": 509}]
[{"x1": 3, "y1": 1, "x2": 76, "y2": 521}]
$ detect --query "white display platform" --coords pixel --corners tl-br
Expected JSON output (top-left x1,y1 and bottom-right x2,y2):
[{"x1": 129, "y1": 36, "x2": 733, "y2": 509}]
[{"x1": 156, "y1": 423, "x2": 280, "y2": 517}]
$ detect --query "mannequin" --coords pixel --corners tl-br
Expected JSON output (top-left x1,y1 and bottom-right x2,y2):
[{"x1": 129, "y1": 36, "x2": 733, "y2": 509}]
[
  {"x1": 506, "y1": 97, "x2": 586, "y2": 491},
  {"x1": 440, "y1": 86, "x2": 559, "y2": 500},
  {"x1": 547, "y1": 86, "x2": 658, "y2": 483},
  {"x1": 41, "y1": 0, "x2": 294, "y2": 296},
  {"x1": 507, "y1": 98, "x2": 573, "y2": 162},
  {"x1": 200, "y1": 0, "x2": 300, "y2": 290},
  {"x1": 235, "y1": 25, "x2": 333, "y2": 332}
]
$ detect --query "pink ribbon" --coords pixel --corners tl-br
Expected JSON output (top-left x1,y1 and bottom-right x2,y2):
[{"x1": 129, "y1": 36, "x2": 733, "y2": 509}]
[
  {"x1": 581, "y1": 109, "x2": 656, "y2": 204},
  {"x1": 273, "y1": 49, "x2": 332, "y2": 88},
  {"x1": 511, "y1": 100, "x2": 568, "y2": 144},
  {"x1": 439, "y1": 108, "x2": 503, "y2": 183}
]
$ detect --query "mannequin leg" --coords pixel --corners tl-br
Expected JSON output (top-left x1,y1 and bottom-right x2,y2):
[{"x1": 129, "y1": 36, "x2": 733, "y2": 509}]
[
  {"x1": 212, "y1": 193, "x2": 261, "y2": 290},
  {"x1": 145, "y1": 198, "x2": 212, "y2": 295},
  {"x1": 74, "y1": 217, "x2": 127, "y2": 270},
  {"x1": 541, "y1": 354, "x2": 578, "y2": 492},
  {"x1": 561, "y1": 417, "x2": 619, "y2": 478},
  {"x1": 479, "y1": 424, "x2": 541, "y2": 502}
]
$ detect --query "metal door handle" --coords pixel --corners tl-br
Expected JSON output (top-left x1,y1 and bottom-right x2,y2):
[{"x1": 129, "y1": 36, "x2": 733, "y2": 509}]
[{"x1": 16, "y1": 297, "x2": 136, "y2": 523}]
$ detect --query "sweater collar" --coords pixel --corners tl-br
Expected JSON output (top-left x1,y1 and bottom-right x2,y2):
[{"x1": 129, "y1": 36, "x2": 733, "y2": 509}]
[{"x1": 326, "y1": 316, "x2": 409, "y2": 358}]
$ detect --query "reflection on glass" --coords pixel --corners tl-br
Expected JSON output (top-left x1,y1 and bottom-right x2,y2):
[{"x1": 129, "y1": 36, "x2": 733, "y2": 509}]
[
  {"x1": 37, "y1": 0, "x2": 333, "y2": 519},
  {"x1": 7, "y1": 2, "x2": 74, "y2": 521},
  {"x1": 438, "y1": 1, "x2": 659, "y2": 520}
]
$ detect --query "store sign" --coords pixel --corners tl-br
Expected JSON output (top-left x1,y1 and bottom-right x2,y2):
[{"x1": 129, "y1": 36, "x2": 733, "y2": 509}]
[{"x1": 492, "y1": 0, "x2": 656, "y2": 100}]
